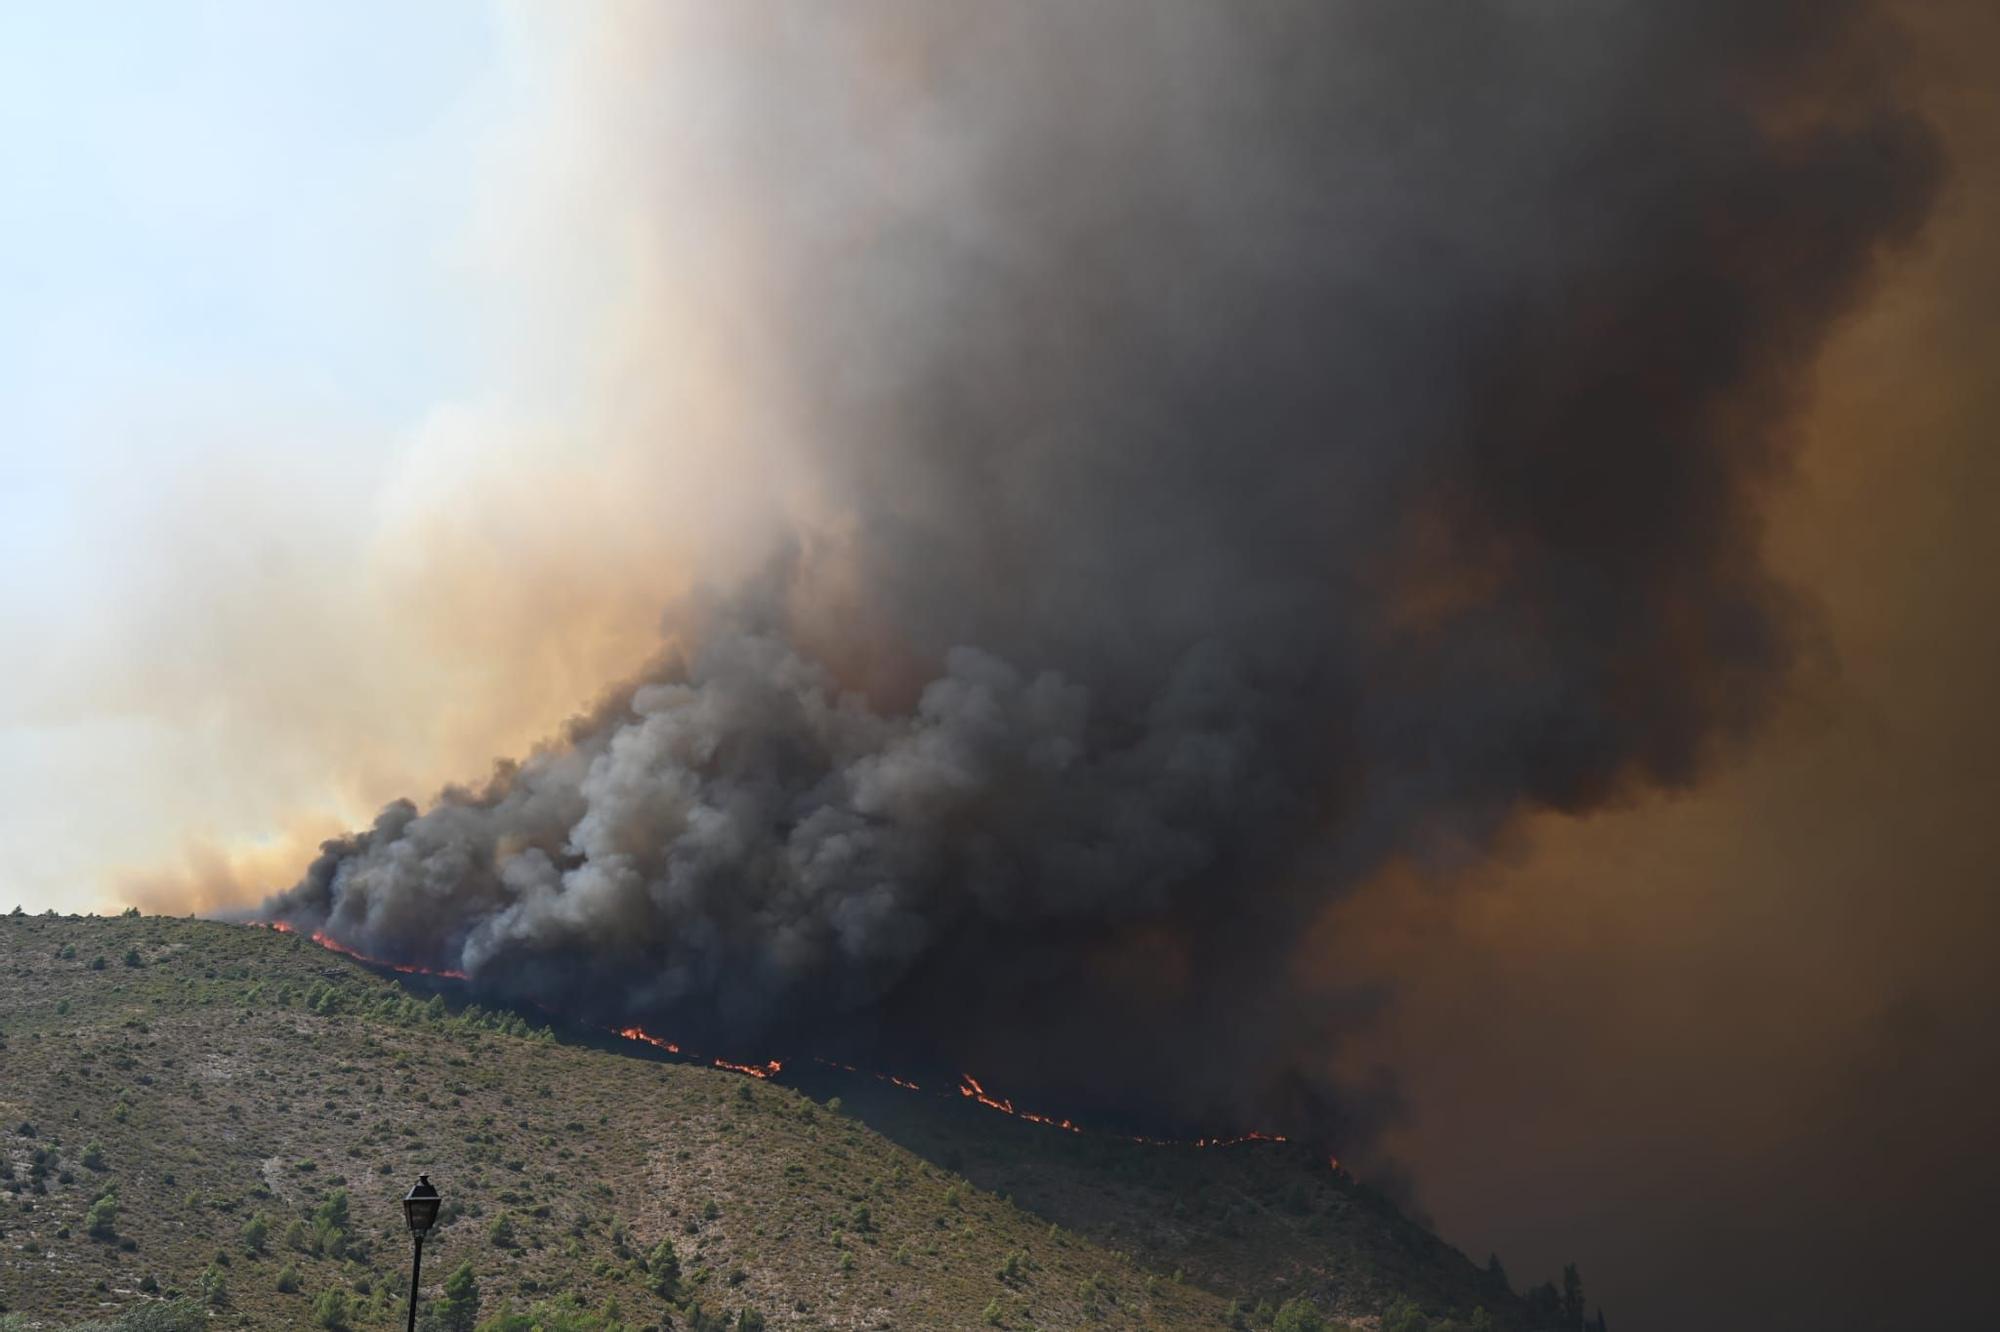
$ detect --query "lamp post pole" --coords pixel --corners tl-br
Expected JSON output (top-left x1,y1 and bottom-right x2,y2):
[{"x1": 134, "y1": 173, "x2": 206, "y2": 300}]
[
  {"x1": 402, "y1": 1175, "x2": 441, "y2": 1332},
  {"x1": 406, "y1": 1231, "x2": 425, "y2": 1332}
]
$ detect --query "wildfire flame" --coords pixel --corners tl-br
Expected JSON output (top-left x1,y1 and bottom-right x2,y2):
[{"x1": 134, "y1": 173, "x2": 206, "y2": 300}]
[
  {"x1": 252, "y1": 920, "x2": 469, "y2": 980},
  {"x1": 615, "y1": 1026, "x2": 781, "y2": 1078},
  {"x1": 247, "y1": 922, "x2": 1301, "y2": 1155},
  {"x1": 815, "y1": 1058, "x2": 922, "y2": 1092}
]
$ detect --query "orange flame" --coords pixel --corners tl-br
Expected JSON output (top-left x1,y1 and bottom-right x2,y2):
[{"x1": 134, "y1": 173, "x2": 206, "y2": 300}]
[
  {"x1": 253, "y1": 920, "x2": 469, "y2": 980},
  {"x1": 245, "y1": 923, "x2": 1300, "y2": 1154},
  {"x1": 617, "y1": 1025, "x2": 682, "y2": 1055},
  {"x1": 815, "y1": 1057, "x2": 921, "y2": 1091},
  {"x1": 957, "y1": 1073, "x2": 1289, "y2": 1145},
  {"x1": 615, "y1": 1024, "x2": 779, "y2": 1078}
]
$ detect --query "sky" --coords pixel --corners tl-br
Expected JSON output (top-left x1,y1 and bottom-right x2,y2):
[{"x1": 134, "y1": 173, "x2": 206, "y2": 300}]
[
  {"x1": 0, "y1": 2, "x2": 715, "y2": 912},
  {"x1": 2, "y1": 5, "x2": 1996, "y2": 1331}
]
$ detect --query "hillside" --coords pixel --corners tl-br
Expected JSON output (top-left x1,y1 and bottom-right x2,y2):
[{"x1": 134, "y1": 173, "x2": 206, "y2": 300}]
[{"x1": 0, "y1": 913, "x2": 1555, "y2": 1331}]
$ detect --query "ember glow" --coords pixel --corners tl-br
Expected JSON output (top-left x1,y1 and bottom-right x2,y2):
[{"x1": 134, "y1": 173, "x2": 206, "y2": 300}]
[
  {"x1": 620, "y1": 1021, "x2": 1292, "y2": 1151},
  {"x1": 262, "y1": 919, "x2": 1293, "y2": 1147},
  {"x1": 253, "y1": 920, "x2": 468, "y2": 981}
]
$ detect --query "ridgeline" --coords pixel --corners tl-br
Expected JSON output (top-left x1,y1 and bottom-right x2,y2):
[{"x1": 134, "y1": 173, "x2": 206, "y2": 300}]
[{"x1": 0, "y1": 912, "x2": 1589, "y2": 1331}]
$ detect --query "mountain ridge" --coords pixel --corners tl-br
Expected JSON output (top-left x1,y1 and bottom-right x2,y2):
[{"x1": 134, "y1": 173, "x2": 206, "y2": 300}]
[{"x1": 0, "y1": 912, "x2": 1583, "y2": 1331}]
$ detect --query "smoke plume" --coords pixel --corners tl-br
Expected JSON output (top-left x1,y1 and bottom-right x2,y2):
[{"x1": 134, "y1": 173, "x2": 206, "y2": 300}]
[{"x1": 262, "y1": 1, "x2": 1939, "y2": 1140}]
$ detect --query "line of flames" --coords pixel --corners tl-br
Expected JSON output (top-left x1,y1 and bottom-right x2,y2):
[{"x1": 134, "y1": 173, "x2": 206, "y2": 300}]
[
  {"x1": 247, "y1": 922, "x2": 1320, "y2": 1162},
  {"x1": 618, "y1": 1026, "x2": 782, "y2": 1080},
  {"x1": 253, "y1": 920, "x2": 469, "y2": 980},
  {"x1": 620, "y1": 1030, "x2": 1297, "y2": 1153}
]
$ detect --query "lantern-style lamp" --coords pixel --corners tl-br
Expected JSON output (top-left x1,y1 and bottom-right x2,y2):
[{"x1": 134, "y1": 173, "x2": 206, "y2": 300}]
[
  {"x1": 402, "y1": 1175, "x2": 441, "y2": 1234},
  {"x1": 401, "y1": 1175, "x2": 442, "y2": 1332}
]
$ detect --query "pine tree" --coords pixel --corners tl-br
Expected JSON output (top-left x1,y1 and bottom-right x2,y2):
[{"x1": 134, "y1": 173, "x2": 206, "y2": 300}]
[
  {"x1": 1561, "y1": 1264, "x2": 1586, "y2": 1332},
  {"x1": 428, "y1": 1261, "x2": 480, "y2": 1332},
  {"x1": 649, "y1": 1237, "x2": 682, "y2": 1299}
]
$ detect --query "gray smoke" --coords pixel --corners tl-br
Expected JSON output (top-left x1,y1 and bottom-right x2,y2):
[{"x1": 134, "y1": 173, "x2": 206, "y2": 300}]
[{"x1": 265, "y1": 1, "x2": 1939, "y2": 1138}]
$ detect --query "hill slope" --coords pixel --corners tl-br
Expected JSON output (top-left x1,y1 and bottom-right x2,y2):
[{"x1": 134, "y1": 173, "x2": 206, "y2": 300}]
[{"x1": 0, "y1": 914, "x2": 1558, "y2": 1331}]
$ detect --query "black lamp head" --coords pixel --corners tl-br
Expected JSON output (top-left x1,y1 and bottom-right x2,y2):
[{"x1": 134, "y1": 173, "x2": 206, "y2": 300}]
[{"x1": 402, "y1": 1174, "x2": 441, "y2": 1235}]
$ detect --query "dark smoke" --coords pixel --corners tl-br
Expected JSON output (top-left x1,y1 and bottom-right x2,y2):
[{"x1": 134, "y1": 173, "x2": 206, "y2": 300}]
[{"x1": 263, "y1": 1, "x2": 1938, "y2": 1143}]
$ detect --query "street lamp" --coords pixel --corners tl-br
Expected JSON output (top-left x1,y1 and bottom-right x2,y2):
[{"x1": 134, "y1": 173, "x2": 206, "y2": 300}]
[{"x1": 402, "y1": 1175, "x2": 441, "y2": 1332}]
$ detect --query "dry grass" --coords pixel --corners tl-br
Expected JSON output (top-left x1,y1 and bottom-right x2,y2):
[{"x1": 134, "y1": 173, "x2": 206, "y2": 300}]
[{"x1": 0, "y1": 914, "x2": 1537, "y2": 1332}]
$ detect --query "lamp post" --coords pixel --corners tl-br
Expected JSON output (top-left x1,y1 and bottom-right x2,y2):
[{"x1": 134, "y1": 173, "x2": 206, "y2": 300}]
[{"x1": 402, "y1": 1175, "x2": 441, "y2": 1332}]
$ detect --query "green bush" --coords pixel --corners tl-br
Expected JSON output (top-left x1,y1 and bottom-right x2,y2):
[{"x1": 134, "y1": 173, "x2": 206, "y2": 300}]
[
  {"x1": 198, "y1": 1261, "x2": 229, "y2": 1307},
  {"x1": 312, "y1": 1188, "x2": 355, "y2": 1258},
  {"x1": 81, "y1": 1142, "x2": 106, "y2": 1170},
  {"x1": 427, "y1": 1261, "x2": 480, "y2": 1332},
  {"x1": 1273, "y1": 1297, "x2": 1329, "y2": 1332},
  {"x1": 85, "y1": 1190, "x2": 119, "y2": 1240},
  {"x1": 112, "y1": 1301, "x2": 207, "y2": 1332},
  {"x1": 473, "y1": 1293, "x2": 625, "y2": 1332},
  {"x1": 649, "y1": 1238, "x2": 682, "y2": 1299},
  {"x1": 313, "y1": 1287, "x2": 352, "y2": 1329},
  {"x1": 241, "y1": 1212, "x2": 270, "y2": 1254},
  {"x1": 276, "y1": 1262, "x2": 302, "y2": 1293},
  {"x1": 1383, "y1": 1298, "x2": 1428, "y2": 1332}
]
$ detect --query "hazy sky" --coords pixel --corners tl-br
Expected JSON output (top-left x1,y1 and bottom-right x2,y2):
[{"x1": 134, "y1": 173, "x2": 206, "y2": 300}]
[
  {"x1": 1, "y1": 3, "x2": 714, "y2": 912},
  {"x1": 2, "y1": 7, "x2": 1995, "y2": 1332}
]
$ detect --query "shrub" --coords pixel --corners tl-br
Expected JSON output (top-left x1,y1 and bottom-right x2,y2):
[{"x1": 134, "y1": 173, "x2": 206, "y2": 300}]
[
  {"x1": 276, "y1": 1263, "x2": 302, "y2": 1293},
  {"x1": 468, "y1": 1314, "x2": 534, "y2": 1332},
  {"x1": 116, "y1": 1301, "x2": 208, "y2": 1332},
  {"x1": 1383, "y1": 1298, "x2": 1428, "y2": 1332},
  {"x1": 85, "y1": 1191, "x2": 119, "y2": 1240},
  {"x1": 428, "y1": 1261, "x2": 480, "y2": 1332},
  {"x1": 81, "y1": 1142, "x2": 106, "y2": 1170},
  {"x1": 313, "y1": 1287, "x2": 352, "y2": 1329},
  {"x1": 1273, "y1": 1298, "x2": 1329, "y2": 1332},
  {"x1": 123, "y1": 947, "x2": 144, "y2": 968},
  {"x1": 649, "y1": 1238, "x2": 682, "y2": 1299},
  {"x1": 312, "y1": 1188, "x2": 354, "y2": 1258},
  {"x1": 199, "y1": 1261, "x2": 229, "y2": 1307},
  {"x1": 488, "y1": 1213, "x2": 517, "y2": 1248},
  {"x1": 241, "y1": 1212, "x2": 270, "y2": 1254}
]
